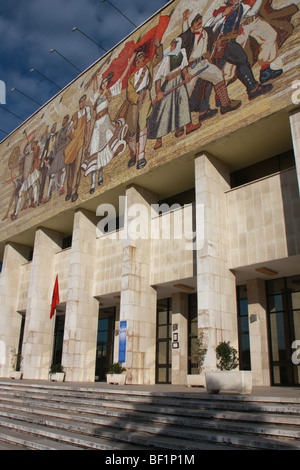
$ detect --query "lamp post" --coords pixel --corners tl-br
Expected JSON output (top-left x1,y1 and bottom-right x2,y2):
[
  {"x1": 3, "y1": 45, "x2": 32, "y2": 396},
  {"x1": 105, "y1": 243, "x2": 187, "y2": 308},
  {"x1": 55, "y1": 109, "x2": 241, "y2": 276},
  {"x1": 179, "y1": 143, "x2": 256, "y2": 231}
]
[
  {"x1": 11, "y1": 87, "x2": 42, "y2": 106},
  {"x1": 50, "y1": 49, "x2": 82, "y2": 73},
  {"x1": 100, "y1": 0, "x2": 137, "y2": 28},
  {"x1": 30, "y1": 68, "x2": 62, "y2": 90},
  {"x1": 0, "y1": 105, "x2": 24, "y2": 121},
  {"x1": 72, "y1": 27, "x2": 107, "y2": 53}
]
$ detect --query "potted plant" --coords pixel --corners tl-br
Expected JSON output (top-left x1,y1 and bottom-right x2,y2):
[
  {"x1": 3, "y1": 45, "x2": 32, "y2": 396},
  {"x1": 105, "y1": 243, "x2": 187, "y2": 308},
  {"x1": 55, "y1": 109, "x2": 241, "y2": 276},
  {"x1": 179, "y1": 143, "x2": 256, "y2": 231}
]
[
  {"x1": 187, "y1": 329, "x2": 207, "y2": 387},
  {"x1": 10, "y1": 349, "x2": 23, "y2": 379},
  {"x1": 205, "y1": 341, "x2": 252, "y2": 395},
  {"x1": 49, "y1": 363, "x2": 65, "y2": 382},
  {"x1": 106, "y1": 362, "x2": 126, "y2": 385}
]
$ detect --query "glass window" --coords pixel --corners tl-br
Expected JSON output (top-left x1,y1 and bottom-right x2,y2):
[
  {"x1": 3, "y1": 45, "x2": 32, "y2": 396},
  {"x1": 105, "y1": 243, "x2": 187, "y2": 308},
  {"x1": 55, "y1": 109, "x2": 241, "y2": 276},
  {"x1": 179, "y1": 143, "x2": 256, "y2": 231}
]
[
  {"x1": 237, "y1": 285, "x2": 251, "y2": 371},
  {"x1": 268, "y1": 294, "x2": 284, "y2": 313},
  {"x1": 267, "y1": 275, "x2": 300, "y2": 386},
  {"x1": 267, "y1": 278, "x2": 285, "y2": 295},
  {"x1": 156, "y1": 298, "x2": 172, "y2": 384}
]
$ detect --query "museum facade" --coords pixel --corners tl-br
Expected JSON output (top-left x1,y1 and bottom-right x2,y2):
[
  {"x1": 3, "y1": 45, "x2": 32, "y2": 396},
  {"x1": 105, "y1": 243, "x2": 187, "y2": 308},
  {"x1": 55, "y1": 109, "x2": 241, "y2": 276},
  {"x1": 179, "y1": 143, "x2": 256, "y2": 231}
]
[{"x1": 0, "y1": 0, "x2": 300, "y2": 386}]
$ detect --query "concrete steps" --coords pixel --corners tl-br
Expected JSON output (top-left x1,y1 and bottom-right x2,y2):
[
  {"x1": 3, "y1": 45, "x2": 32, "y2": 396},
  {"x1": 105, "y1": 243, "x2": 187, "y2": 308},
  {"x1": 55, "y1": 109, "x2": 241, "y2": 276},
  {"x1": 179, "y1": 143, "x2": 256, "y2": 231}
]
[{"x1": 0, "y1": 381, "x2": 299, "y2": 450}]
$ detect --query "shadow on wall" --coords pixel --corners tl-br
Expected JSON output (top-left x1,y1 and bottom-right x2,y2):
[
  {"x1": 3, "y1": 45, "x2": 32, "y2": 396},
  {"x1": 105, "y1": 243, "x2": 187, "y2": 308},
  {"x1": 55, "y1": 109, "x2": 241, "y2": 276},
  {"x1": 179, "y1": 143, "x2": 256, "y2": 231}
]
[{"x1": 280, "y1": 168, "x2": 300, "y2": 257}]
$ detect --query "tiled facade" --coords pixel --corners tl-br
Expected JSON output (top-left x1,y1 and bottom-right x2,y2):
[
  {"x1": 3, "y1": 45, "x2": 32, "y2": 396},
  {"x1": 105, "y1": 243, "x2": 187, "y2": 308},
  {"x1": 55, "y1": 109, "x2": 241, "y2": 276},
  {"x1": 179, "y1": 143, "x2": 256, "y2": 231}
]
[{"x1": 0, "y1": 0, "x2": 300, "y2": 386}]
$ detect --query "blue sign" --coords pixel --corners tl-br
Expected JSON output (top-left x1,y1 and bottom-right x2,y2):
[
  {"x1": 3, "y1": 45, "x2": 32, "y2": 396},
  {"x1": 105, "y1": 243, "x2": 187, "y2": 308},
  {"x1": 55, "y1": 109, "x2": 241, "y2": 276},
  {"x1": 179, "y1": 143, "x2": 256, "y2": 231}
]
[{"x1": 119, "y1": 321, "x2": 127, "y2": 363}]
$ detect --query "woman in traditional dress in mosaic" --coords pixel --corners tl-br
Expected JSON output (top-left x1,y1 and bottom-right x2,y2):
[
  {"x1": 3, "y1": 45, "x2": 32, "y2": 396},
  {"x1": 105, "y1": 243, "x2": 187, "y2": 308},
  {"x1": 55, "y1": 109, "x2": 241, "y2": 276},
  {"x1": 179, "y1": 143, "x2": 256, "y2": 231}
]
[
  {"x1": 81, "y1": 59, "x2": 133, "y2": 193},
  {"x1": 147, "y1": 37, "x2": 201, "y2": 150}
]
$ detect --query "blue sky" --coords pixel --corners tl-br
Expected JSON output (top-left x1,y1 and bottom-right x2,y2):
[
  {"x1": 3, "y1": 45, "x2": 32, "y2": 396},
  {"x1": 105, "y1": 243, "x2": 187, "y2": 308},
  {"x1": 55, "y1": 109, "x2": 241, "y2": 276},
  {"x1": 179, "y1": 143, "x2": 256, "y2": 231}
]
[{"x1": 0, "y1": 0, "x2": 170, "y2": 140}]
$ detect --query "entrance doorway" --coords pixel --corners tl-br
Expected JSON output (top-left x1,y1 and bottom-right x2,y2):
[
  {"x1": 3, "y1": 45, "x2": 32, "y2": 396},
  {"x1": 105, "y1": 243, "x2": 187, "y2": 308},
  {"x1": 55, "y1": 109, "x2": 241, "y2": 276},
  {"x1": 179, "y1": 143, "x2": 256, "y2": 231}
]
[
  {"x1": 266, "y1": 275, "x2": 300, "y2": 385},
  {"x1": 95, "y1": 307, "x2": 115, "y2": 381},
  {"x1": 156, "y1": 298, "x2": 172, "y2": 384},
  {"x1": 52, "y1": 314, "x2": 65, "y2": 366}
]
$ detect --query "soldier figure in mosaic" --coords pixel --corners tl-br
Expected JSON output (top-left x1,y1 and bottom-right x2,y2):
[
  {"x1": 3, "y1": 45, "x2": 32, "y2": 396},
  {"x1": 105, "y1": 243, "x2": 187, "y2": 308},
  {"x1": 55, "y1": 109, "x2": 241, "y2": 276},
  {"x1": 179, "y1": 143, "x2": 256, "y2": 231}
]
[
  {"x1": 2, "y1": 146, "x2": 24, "y2": 221},
  {"x1": 205, "y1": 0, "x2": 274, "y2": 100},
  {"x1": 223, "y1": 0, "x2": 298, "y2": 85},
  {"x1": 64, "y1": 95, "x2": 91, "y2": 203},
  {"x1": 10, "y1": 139, "x2": 41, "y2": 220},
  {"x1": 179, "y1": 11, "x2": 242, "y2": 123},
  {"x1": 43, "y1": 115, "x2": 70, "y2": 204},
  {"x1": 124, "y1": 38, "x2": 163, "y2": 170},
  {"x1": 38, "y1": 122, "x2": 58, "y2": 205}
]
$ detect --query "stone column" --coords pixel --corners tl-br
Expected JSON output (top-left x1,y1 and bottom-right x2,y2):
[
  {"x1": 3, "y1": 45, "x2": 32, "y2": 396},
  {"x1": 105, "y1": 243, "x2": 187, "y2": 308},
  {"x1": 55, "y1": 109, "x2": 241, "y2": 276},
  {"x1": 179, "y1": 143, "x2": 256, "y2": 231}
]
[
  {"x1": 22, "y1": 228, "x2": 63, "y2": 380},
  {"x1": 195, "y1": 153, "x2": 238, "y2": 371},
  {"x1": 62, "y1": 209, "x2": 99, "y2": 382},
  {"x1": 120, "y1": 185, "x2": 158, "y2": 385},
  {"x1": 290, "y1": 108, "x2": 300, "y2": 195},
  {"x1": 246, "y1": 278, "x2": 271, "y2": 386},
  {"x1": 0, "y1": 243, "x2": 31, "y2": 377},
  {"x1": 171, "y1": 293, "x2": 189, "y2": 384}
]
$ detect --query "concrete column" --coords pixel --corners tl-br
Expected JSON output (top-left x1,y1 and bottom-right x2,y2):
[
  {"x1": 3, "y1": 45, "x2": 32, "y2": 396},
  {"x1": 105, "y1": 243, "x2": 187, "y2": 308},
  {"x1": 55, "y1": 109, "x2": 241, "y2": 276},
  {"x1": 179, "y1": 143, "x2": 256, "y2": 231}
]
[
  {"x1": 120, "y1": 185, "x2": 158, "y2": 385},
  {"x1": 246, "y1": 278, "x2": 271, "y2": 386},
  {"x1": 171, "y1": 293, "x2": 188, "y2": 384},
  {"x1": 195, "y1": 153, "x2": 238, "y2": 371},
  {"x1": 62, "y1": 209, "x2": 99, "y2": 382},
  {"x1": 0, "y1": 243, "x2": 31, "y2": 377},
  {"x1": 22, "y1": 228, "x2": 63, "y2": 380},
  {"x1": 290, "y1": 108, "x2": 300, "y2": 195}
]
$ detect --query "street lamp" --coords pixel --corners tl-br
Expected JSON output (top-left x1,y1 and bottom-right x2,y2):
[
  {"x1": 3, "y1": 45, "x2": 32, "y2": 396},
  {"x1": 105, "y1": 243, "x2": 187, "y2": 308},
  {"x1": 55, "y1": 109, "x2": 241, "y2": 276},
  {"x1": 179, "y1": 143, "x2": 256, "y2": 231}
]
[
  {"x1": 100, "y1": 0, "x2": 137, "y2": 28},
  {"x1": 11, "y1": 87, "x2": 42, "y2": 106},
  {"x1": 50, "y1": 48, "x2": 82, "y2": 73},
  {"x1": 30, "y1": 68, "x2": 62, "y2": 90},
  {"x1": 72, "y1": 27, "x2": 107, "y2": 53}
]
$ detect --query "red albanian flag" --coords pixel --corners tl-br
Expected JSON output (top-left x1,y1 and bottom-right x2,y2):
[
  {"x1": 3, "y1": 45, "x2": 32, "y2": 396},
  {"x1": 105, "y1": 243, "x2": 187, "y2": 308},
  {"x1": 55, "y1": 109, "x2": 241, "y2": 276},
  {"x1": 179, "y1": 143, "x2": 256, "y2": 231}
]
[
  {"x1": 50, "y1": 275, "x2": 60, "y2": 319},
  {"x1": 103, "y1": 15, "x2": 170, "y2": 89}
]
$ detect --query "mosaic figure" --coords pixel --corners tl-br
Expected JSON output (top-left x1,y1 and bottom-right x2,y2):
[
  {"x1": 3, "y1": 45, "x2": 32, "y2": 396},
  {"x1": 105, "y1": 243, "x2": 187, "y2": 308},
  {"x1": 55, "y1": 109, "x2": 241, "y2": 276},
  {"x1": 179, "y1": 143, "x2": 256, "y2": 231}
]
[
  {"x1": 81, "y1": 58, "x2": 132, "y2": 193},
  {"x1": 123, "y1": 38, "x2": 163, "y2": 170},
  {"x1": 64, "y1": 95, "x2": 91, "y2": 203},
  {"x1": 147, "y1": 37, "x2": 201, "y2": 150},
  {"x1": 180, "y1": 11, "x2": 242, "y2": 122}
]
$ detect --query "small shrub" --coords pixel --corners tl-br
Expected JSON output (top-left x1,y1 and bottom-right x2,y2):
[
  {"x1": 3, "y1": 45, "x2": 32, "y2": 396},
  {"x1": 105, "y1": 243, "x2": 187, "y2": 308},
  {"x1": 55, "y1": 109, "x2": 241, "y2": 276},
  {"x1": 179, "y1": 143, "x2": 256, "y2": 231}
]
[
  {"x1": 189, "y1": 329, "x2": 207, "y2": 374},
  {"x1": 107, "y1": 362, "x2": 126, "y2": 374},
  {"x1": 49, "y1": 364, "x2": 65, "y2": 374},
  {"x1": 216, "y1": 341, "x2": 239, "y2": 371}
]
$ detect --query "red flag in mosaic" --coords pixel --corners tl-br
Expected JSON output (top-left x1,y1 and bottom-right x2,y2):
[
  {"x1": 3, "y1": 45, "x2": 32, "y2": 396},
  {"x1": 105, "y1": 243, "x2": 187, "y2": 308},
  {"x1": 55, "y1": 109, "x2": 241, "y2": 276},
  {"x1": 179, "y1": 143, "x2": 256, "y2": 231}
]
[
  {"x1": 50, "y1": 275, "x2": 59, "y2": 319},
  {"x1": 103, "y1": 15, "x2": 170, "y2": 89}
]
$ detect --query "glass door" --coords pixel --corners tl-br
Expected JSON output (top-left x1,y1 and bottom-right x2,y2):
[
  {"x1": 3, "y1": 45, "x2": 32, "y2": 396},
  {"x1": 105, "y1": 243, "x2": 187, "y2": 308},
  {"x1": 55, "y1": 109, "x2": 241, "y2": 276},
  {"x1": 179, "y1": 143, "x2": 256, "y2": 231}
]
[
  {"x1": 95, "y1": 307, "x2": 115, "y2": 381},
  {"x1": 156, "y1": 298, "x2": 172, "y2": 384},
  {"x1": 267, "y1": 276, "x2": 300, "y2": 385}
]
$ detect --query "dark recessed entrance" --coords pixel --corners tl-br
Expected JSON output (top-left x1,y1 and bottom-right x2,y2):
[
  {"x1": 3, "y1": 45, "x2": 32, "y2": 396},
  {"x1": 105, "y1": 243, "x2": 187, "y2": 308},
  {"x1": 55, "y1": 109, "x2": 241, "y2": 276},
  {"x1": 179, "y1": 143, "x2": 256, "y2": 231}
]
[
  {"x1": 95, "y1": 307, "x2": 115, "y2": 382},
  {"x1": 156, "y1": 298, "x2": 172, "y2": 384}
]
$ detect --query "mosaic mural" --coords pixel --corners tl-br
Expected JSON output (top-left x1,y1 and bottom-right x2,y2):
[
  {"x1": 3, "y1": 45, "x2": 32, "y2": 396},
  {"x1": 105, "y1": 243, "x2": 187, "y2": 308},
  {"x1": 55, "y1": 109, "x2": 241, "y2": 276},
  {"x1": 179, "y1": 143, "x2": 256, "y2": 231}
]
[{"x1": 0, "y1": 0, "x2": 299, "y2": 231}]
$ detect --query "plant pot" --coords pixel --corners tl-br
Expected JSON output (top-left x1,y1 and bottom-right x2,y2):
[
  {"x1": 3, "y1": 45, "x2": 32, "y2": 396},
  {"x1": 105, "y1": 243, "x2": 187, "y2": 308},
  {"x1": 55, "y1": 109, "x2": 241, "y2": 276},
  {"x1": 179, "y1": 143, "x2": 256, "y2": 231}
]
[
  {"x1": 205, "y1": 370, "x2": 252, "y2": 395},
  {"x1": 186, "y1": 374, "x2": 205, "y2": 387},
  {"x1": 10, "y1": 371, "x2": 23, "y2": 380},
  {"x1": 106, "y1": 373, "x2": 126, "y2": 385},
  {"x1": 49, "y1": 372, "x2": 65, "y2": 382}
]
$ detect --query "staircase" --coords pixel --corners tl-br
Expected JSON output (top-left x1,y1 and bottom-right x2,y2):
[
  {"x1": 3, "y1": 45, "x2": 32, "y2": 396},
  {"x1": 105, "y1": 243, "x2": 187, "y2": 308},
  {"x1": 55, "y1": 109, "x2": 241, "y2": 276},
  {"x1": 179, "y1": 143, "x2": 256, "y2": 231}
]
[{"x1": 0, "y1": 380, "x2": 299, "y2": 450}]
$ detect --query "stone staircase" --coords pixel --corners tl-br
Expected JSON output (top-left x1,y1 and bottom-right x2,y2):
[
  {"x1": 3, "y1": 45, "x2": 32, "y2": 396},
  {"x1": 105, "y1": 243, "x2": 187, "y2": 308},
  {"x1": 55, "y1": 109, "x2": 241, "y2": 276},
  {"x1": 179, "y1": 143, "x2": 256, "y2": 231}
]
[{"x1": 0, "y1": 380, "x2": 299, "y2": 450}]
